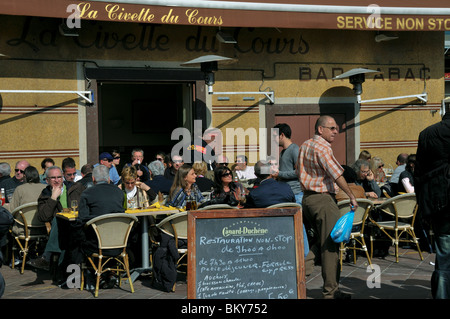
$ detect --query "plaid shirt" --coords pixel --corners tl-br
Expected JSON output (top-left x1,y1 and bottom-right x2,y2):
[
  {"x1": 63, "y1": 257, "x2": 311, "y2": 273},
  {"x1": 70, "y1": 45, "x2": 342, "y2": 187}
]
[{"x1": 297, "y1": 135, "x2": 343, "y2": 194}]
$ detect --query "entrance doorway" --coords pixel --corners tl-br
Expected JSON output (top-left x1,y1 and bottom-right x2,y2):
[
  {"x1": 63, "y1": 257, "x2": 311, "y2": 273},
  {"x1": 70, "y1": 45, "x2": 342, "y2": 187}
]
[
  {"x1": 274, "y1": 114, "x2": 347, "y2": 164},
  {"x1": 266, "y1": 103, "x2": 355, "y2": 165},
  {"x1": 98, "y1": 81, "x2": 192, "y2": 167},
  {"x1": 84, "y1": 67, "x2": 206, "y2": 166}
]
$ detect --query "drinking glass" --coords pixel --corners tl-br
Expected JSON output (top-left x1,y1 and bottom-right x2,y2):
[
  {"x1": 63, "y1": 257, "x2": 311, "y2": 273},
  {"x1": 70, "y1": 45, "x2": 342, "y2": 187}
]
[{"x1": 71, "y1": 200, "x2": 78, "y2": 212}]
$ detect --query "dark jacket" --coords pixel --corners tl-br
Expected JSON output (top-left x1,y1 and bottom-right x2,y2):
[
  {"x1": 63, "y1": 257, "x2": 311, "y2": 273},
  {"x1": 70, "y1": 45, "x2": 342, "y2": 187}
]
[
  {"x1": 195, "y1": 176, "x2": 215, "y2": 192},
  {"x1": 145, "y1": 175, "x2": 173, "y2": 195},
  {"x1": 37, "y1": 183, "x2": 85, "y2": 223},
  {"x1": 77, "y1": 182, "x2": 125, "y2": 224},
  {"x1": 77, "y1": 182, "x2": 125, "y2": 256},
  {"x1": 0, "y1": 176, "x2": 23, "y2": 203},
  {"x1": 245, "y1": 178, "x2": 295, "y2": 208},
  {"x1": 415, "y1": 113, "x2": 450, "y2": 217}
]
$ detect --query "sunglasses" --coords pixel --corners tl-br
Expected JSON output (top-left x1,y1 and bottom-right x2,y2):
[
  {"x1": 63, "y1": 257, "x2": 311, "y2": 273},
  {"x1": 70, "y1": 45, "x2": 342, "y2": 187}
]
[
  {"x1": 114, "y1": 156, "x2": 120, "y2": 160},
  {"x1": 15, "y1": 169, "x2": 25, "y2": 173},
  {"x1": 322, "y1": 126, "x2": 339, "y2": 131},
  {"x1": 222, "y1": 172, "x2": 232, "y2": 177},
  {"x1": 65, "y1": 173, "x2": 76, "y2": 177}
]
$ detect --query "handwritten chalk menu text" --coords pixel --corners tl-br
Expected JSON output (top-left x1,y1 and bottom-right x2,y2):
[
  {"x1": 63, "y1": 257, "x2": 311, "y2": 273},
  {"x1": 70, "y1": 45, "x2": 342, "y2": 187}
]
[{"x1": 188, "y1": 209, "x2": 305, "y2": 299}]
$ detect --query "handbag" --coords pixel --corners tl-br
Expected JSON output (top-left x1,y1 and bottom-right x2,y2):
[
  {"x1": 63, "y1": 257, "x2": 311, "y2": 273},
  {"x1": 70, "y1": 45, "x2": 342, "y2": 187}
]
[{"x1": 330, "y1": 211, "x2": 354, "y2": 243}]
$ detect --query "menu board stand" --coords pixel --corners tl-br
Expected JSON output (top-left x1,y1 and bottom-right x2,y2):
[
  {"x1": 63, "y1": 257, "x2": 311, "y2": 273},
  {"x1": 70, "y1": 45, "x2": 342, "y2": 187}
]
[{"x1": 187, "y1": 207, "x2": 306, "y2": 299}]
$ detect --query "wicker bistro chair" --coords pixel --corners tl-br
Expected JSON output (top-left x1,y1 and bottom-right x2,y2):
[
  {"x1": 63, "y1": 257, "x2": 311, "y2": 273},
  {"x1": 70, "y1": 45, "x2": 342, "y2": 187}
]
[
  {"x1": 197, "y1": 203, "x2": 234, "y2": 210},
  {"x1": 10, "y1": 202, "x2": 48, "y2": 274},
  {"x1": 80, "y1": 213, "x2": 138, "y2": 298},
  {"x1": 155, "y1": 211, "x2": 188, "y2": 291},
  {"x1": 368, "y1": 193, "x2": 423, "y2": 263},
  {"x1": 267, "y1": 202, "x2": 302, "y2": 208},
  {"x1": 337, "y1": 199, "x2": 374, "y2": 270}
]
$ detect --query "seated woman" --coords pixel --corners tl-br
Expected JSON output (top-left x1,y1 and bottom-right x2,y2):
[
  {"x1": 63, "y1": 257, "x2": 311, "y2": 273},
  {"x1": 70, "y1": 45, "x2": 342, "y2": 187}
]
[
  {"x1": 192, "y1": 161, "x2": 215, "y2": 192},
  {"x1": 370, "y1": 156, "x2": 388, "y2": 183},
  {"x1": 166, "y1": 164, "x2": 204, "y2": 208},
  {"x1": 120, "y1": 165, "x2": 156, "y2": 209},
  {"x1": 335, "y1": 165, "x2": 366, "y2": 202},
  {"x1": 397, "y1": 154, "x2": 416, "y2": 193},
  {"x1": 209, "y1": 165, "x2": 246, "y2": 206}
]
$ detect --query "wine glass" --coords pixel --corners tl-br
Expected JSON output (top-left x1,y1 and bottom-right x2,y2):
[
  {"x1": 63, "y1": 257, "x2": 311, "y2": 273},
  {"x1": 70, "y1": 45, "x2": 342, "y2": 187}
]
[
  {"x1": 238, "y1": 189, "x2": 246, "y2": 207},
  {"x1": 71, "y1": 200, "x2": 78, "y2": 212}
]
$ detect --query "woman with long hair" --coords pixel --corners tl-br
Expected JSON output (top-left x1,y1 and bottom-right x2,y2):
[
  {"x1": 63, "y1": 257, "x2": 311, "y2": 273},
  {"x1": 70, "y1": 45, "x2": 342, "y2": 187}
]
[
  {"x1": 166, "y1": 164, "x2": 204, "y2": 208},
  {"x1": 211, "y1": 165, "x2": 245, "y2": 206}
]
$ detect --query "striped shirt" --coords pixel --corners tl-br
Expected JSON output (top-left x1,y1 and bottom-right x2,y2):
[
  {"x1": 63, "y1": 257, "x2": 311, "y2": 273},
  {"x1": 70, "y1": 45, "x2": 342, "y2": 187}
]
[{"x1": 297, "y1": 135, "x2": 344, "y2": 193}]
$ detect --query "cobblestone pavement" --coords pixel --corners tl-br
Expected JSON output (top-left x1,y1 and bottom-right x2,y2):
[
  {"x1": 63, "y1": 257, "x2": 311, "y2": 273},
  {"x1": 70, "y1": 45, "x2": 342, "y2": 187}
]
[{"x1": 1, "y1": 246, "x2": 434, "y2": 300}]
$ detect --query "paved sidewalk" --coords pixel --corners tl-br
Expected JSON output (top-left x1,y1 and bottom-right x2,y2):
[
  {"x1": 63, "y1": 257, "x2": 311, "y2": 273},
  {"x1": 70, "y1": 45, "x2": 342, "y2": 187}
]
[{"x1": 0, "y1": 246, "x2": 434, "y2": 300}]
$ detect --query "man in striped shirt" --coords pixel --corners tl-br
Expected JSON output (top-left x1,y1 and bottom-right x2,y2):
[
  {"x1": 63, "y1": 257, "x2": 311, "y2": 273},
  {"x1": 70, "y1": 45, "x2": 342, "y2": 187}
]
[{"x1": 297, "y1": 115, "x2": 357, "y2": 299}]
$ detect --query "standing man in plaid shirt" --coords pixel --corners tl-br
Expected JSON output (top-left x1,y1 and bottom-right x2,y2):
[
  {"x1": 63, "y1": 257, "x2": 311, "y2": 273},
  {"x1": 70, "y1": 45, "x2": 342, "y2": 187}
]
[{"x1": 297, "y1": 115, "x2": 357, "y2": 299}]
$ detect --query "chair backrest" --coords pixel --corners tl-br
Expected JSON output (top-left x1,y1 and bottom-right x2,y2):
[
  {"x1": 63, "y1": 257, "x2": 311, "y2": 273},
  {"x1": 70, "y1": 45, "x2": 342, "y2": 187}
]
[
  {"x1": 86, "y1": 213, "x2": 138, "y2": 250},
  {"x1": 267, "y1": 202, "x2": 301, "y2": 208},
  {"x1": 201, "y1": 191, "x2": 212, "y2": 197},
  {"x1": 156, "y1": 212, "x2": 188, "y2": 239},
  {"x1": 337, "y1": 199, "x2": 373, "y2": 227},
  {"x1": 377, "y1": 193, "x2": 417, "y2": 219},
  {"x1": 11, "y1": 202, "x2": 45, "y2": 228},
  {"x1": 197, "y1": 204, "x2": 234, "y2": 210}
]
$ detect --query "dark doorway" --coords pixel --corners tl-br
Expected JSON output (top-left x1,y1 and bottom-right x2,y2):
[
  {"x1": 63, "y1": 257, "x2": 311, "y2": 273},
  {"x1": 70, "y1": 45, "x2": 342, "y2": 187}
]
[
  {"x1": 98, "y1": 81, "x2": 190, "y2": 166},
  {"x1": 84, "y1": 67, "x2": 206, "y2": 166}
]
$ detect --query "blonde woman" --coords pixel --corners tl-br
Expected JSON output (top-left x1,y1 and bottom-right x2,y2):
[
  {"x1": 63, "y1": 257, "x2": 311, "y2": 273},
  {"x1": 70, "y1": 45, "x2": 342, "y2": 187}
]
[
  {"x1": 120, "y1": 165, "x2": 156, "y2": 209},
  {"x1": 370, "y1": 156, "x2": 387, "y2": 183},
  {"x1": 192, "y1": 161, "x2": 215, "y2": 192}
]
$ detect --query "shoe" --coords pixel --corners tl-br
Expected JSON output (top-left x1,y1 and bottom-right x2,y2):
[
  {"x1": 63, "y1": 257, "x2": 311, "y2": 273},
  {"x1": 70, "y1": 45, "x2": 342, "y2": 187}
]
[
  {"x1": 100, "y1": 275, "x2": 117, "y2": 289},
  {"x1": 333, "y1": 291, "x2": 352, "y2": 300},
  {"x1": 27, "y1": 257, "x2": 50, "y2": 271},
  {"x1": 9, "y1": 259, "x2": 22, "y2": 267}
]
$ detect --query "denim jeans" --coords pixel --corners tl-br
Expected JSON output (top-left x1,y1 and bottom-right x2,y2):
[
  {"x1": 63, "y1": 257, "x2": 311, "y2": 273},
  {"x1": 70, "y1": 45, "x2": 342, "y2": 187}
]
[
  {"x1": 295, "y1": 192, "x2": 309, "y2": 257},
  {"x1": 431, "y1": 214, "x2": 450, "y2": 299}
]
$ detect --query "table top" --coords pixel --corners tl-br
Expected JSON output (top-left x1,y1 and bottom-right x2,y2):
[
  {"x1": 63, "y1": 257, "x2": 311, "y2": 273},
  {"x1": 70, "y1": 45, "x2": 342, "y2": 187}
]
[{"x1": 56, "y1": 203, "x2": 181, "y2": 221}]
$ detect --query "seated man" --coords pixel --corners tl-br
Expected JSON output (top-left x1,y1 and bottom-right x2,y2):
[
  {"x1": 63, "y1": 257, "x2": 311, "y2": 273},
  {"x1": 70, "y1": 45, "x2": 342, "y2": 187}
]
[
  {"x1": 146, "y1": 160, "x2": 173, "y2": 195},
  {"x1": 77, "y1": 165, "x2": 125, "y2": 253},
  {"x1": 69, "y1": 165, "x2": 125, "y2": 289},
  {"x1": 245, "y1": 160, "x2": 295, "y2": 208},
  {"x1": 234, "y1": 155, "x2": 257, "y2": 180},
  {"x1": 164, "y1": 155, "x2": 184, "y2": 181},
  {"x1": 352, "y1": 159, "x2": 381, "y2": 199}
]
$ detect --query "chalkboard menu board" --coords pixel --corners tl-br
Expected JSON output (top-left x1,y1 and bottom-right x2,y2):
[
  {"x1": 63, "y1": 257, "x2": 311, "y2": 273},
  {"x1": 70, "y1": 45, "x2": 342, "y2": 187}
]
[{"x1": 187, "y1": 208, "x2": 305, "y2": 299}]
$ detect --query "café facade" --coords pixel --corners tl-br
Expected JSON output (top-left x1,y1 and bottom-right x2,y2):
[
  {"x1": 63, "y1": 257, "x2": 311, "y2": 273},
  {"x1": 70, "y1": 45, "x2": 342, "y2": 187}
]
[{"x1": 0, "y1": 0, "x2": 448, "y2": 170}]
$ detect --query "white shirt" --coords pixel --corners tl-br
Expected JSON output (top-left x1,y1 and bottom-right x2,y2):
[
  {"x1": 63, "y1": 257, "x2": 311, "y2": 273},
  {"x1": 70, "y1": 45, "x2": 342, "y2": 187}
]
[{"x1": 236, "y1": 166, "x2": 257, "y2": 180}]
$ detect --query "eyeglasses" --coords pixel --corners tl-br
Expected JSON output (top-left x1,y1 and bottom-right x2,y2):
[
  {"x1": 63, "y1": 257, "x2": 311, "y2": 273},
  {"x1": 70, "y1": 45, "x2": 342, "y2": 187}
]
[
  {"x1": 48, "y1": 176, "x2": 63, "y2": 180},
  {"x1": 361, "y1": 169, "x2": 371, "y2": 175},
  {"x1": 222, "y1": 172, "x2": 232, "y2": 177},
  {"x1": 101, "y1": 158, "x2": 113, "y2": 162},
  {"x1": 173, "y1": 160, "x2": 183, "y2": 164},
  {"x1": 15, "y1": 169, "x2": 24, "y2": 173},
  {"x1": 322, "y1": 126, "x2": 339, "y2": 131}
]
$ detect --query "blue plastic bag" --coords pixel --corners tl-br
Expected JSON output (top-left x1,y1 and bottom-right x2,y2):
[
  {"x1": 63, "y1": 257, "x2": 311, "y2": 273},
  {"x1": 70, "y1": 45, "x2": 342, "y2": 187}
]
[{"x1": 330, "y1": 211, "x2": 354, "y2": 243}]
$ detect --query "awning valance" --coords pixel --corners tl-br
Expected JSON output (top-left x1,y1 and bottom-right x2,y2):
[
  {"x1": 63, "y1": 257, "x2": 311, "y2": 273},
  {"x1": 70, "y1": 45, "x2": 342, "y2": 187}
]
[{"x1": 1, "y1": 0, "x2": 450, "y2": 30}]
